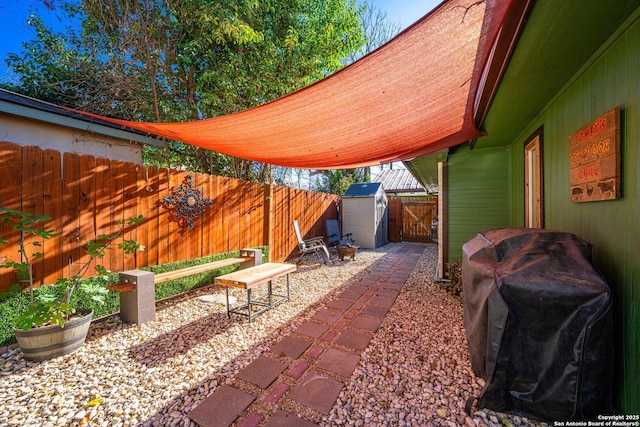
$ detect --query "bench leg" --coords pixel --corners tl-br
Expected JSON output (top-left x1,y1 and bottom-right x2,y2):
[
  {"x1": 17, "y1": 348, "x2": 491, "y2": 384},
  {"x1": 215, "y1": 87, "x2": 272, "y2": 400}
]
[
  {"x1": 119, "y1": 270, "x2": 155, "y2": 325},
  {"x1": 225, "y1": 288, "x2": 231, "y2": 319},
  {"x1": 268, "y1": 280, "x2": 273, "y2": 308},
  {"x1": 247, "y1": 289, "x2": 253, "y2": 323},
  {"x1": 286, "y1": 274, "x2": 290, "y2": 301}
]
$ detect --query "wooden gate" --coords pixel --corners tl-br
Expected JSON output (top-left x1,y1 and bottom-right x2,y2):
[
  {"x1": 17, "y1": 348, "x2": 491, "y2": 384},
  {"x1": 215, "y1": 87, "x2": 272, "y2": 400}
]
[{"x1": 388, "y1": 198, "x2": 437, "y2": 243}]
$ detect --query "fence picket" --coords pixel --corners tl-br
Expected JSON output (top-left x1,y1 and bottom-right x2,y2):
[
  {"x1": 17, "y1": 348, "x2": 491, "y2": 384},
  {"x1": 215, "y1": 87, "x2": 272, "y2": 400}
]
[
  {"x1": 42, "y1": 149, "x2": 64, "y2": 286},
  {"x1": 22, "y1": 146, "x2": 44, "y2": 286},
  {"x1": 62, "y1": 153, "x2": 82, "y2": 278},
  {"x1": 135, "y1": 164, "x2": 149, "y2": 267},
  {"x1": 95, "y1": 157, "x2": 112, "y2": 271},
  {"x1": 145, "y1": 165, "x2": 160, "y2": 266},
  {"x1": 109, "y1": 160, "x2": 125, "y2": 273},
  {"x1": 0, "y1": 143, "x2": 339, "y2": 290},
  {"x1": 156, "y1": 167, "x2": 170, "y2": 265},
  {"x1": 79, "y1": 155, "x2": 97, "y2": 274}
]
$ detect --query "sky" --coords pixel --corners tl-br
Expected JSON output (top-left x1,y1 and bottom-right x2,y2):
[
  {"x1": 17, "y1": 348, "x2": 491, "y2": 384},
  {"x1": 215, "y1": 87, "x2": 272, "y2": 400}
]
[
  {"x1": 0, "y1": 0, "x2": 440, "y2": 178},
  {"x1": 373, "y1": 0, "x2": 441, "y2": 31},
  {"x1": 0, "y1": 0, "x2": 441, "y2": 83}
]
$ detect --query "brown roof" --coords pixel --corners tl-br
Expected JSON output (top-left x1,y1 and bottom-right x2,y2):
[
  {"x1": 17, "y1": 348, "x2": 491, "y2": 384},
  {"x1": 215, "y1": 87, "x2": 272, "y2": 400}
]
[{"x1": 372, "y1": 169, "x2": 428, "y2": 194}]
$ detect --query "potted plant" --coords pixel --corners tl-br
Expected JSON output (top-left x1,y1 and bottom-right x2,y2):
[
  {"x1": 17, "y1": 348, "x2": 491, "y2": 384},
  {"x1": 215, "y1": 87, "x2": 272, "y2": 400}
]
[{"x1": 0, "y1": 205, "x2": 144, "y2": 361}]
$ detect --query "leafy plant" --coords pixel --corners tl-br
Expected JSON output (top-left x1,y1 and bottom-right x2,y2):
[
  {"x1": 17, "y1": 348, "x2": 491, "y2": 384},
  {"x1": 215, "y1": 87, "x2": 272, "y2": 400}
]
[
  {"x1": 5, "y1": 0, "x2": 366, "y2": 180},
  {"x1": 0, "y1": 205, "x2": 144, "y2": 330}
]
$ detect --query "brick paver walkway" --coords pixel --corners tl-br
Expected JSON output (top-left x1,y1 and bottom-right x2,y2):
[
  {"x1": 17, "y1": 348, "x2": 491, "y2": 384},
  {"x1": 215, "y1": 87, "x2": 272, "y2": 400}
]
[{"x1": 188, "y1": 243, "x2": 426, "y2": 427}]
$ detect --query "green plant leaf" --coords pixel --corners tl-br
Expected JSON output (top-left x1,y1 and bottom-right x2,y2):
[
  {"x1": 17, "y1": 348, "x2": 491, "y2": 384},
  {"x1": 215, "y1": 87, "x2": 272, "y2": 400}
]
[
  {"x1": 2, "y1": 206, "x2": 144, "y2": 330},
  {"x1": 118, "y1": 240, "x2": 144, "y2": 254}
]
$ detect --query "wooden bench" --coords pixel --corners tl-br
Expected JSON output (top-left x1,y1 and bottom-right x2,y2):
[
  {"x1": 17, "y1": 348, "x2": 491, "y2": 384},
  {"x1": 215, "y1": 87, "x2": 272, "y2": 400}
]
[
  {"x1": 215, "y1": 262, "x2": 297, "y2": 322},
  {"x1": 111, "y1": 248, "x2": 263, "y2": 324},
  {"x1": 153, "y1": 256, "x2": 253, "y2": 284},
  {"x1": 107, "y1": 256, "x2": 254, "y2": 293}
]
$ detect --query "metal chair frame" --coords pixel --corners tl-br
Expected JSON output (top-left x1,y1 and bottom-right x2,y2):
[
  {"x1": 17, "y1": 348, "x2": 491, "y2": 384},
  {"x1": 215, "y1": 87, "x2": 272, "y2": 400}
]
[
  {"x1": 325, "y1": 219, "x2": 355, "y2": 246},
  {"x1": 293, "y1": 220, "x2": 331, "y2": 265}
]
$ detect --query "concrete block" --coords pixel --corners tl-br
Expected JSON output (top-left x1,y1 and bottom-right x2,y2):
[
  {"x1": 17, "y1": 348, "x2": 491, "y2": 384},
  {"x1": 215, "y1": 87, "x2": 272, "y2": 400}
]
[
  {"x1": 239, "y1": 248, "x2": 262, "y2": 269},
  {"x1": 118, "y1": 269, "x2": 155, "y2": 324}
]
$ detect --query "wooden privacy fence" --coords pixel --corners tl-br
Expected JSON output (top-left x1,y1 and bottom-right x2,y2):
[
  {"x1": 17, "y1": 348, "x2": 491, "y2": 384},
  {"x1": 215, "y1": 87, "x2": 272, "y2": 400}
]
[{"x1": 0, "y1": 142, "x2": 338, "y2": 291}]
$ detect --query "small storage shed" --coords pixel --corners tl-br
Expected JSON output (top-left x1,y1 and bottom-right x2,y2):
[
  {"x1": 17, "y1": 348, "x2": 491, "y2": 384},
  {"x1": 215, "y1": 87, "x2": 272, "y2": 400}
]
[{"x1": 342, "y1": 183, "x2": 389, "y2": 249}]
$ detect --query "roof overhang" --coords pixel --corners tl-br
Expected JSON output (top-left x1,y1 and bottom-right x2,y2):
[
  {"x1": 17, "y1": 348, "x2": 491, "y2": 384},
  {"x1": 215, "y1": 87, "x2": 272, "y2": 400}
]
[
  {"x1": 477, "y1": 0, "x2": 640, "y2": 148},
  {"x1": 406, "y1": 0, "x2": 639, "y2": 189},
  {"x1": 0, "y1": 88, "x2": 164, "y2": 147},
  {"x1": 403, "y1": 152, "x2": 447, "y2": 194}
]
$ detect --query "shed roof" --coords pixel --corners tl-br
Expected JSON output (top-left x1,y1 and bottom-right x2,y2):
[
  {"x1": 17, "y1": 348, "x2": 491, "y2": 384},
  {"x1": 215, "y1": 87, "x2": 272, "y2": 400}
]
[{"x1": 343, "y1": 182, "x2": 384, "y2": 198}]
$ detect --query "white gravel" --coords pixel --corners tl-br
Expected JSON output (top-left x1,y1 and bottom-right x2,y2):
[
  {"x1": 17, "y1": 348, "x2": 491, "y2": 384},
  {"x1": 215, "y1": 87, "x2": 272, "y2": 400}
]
[{"x1": 0, "y1": 243, "x2": 547, "y2": 427}]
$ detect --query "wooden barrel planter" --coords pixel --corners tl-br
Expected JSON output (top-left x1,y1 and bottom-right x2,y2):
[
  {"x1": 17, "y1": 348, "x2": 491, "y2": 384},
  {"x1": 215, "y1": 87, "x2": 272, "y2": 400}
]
[{"x1": 13, "y1": 309, "x2": 93, "y2": 361}]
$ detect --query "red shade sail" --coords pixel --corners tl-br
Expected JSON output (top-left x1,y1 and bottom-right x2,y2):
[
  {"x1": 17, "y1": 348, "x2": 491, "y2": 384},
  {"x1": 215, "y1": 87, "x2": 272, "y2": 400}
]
[{"x1": 89, "y1": 0, "x2": 514, "y2": 169}]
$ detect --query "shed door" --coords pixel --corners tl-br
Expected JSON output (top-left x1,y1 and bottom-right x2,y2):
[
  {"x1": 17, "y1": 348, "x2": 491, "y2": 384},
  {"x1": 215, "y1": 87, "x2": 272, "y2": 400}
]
[{"x1": 401, "y1": 201, "x2": 436, "y2": 243}]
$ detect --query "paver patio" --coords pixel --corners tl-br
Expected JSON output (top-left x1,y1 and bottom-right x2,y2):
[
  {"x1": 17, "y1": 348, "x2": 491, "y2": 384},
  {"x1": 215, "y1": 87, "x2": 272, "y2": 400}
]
[{"x1": 188, "y1": 243, "x2": 426, "y2": 426}]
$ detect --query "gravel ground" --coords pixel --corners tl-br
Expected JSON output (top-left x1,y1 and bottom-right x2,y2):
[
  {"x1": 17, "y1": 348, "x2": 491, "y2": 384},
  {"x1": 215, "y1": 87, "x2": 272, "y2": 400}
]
[
  {"x1": 0, "y1": 243, "x2": 548, "y2": 427},
  {"x1": 325, "y1": 245, "x2": 547, "y2": 427}
]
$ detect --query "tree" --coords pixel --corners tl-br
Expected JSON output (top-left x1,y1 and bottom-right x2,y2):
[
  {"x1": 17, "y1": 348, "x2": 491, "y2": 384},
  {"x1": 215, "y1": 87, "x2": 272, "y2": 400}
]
[
  {"x1": 5, "y1": 0, "x2": 366, "y2": 181},
  {"x1": 349, "y1": 0, "x2": 401, "y2": 62},
  {"x1": 311, "y1": 168, "x2": 367, "y2": 195},
  {"x1": 310, "y1": 1, "x2": 401, "y2": 194}
]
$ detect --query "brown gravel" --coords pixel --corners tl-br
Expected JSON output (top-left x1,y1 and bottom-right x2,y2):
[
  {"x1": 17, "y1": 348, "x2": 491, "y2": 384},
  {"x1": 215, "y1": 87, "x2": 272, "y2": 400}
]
[{"x1": 0, "y1": 243, "x2": 548, "y2": 427}]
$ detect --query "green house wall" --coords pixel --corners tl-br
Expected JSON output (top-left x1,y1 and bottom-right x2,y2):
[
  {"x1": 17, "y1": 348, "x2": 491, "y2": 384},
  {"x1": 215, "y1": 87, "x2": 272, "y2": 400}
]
[
  {"x1": 447, "y1": 12, "x2": 639, "y2": 412},
  {"x1": 447, "y1": 146, "x2": 512, "y2": 259}
]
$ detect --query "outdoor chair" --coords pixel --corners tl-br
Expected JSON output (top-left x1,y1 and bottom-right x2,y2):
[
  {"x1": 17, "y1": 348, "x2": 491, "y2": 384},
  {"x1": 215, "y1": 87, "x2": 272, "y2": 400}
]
[
  {"x1": 293, "y1": 220, "x2": 332, "y2": 265},
  {"x1": 325, "y1": 219, "x2": 355, "y2": 247}
]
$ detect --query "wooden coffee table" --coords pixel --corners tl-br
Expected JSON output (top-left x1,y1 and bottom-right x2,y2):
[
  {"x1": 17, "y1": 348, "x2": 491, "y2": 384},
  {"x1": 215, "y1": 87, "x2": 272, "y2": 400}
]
[{"x1": 215, "y1": 262, "x2": 296, "y2": 322}]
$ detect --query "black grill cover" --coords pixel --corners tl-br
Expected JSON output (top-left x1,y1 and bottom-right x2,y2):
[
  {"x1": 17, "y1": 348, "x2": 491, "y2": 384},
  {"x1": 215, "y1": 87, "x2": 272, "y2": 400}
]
[{"x1": 462, "y1": 228, "x2": 613, "y2": 421}]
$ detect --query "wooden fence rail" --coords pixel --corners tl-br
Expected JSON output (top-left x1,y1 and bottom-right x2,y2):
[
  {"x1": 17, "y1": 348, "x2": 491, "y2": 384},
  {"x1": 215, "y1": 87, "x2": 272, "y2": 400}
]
[{"x1": 0, "y1": 142, "x2": 338, "y2": 291}]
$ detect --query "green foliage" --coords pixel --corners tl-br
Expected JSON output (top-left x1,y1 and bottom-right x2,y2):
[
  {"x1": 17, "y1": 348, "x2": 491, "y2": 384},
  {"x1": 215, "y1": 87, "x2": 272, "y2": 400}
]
[
  {"x1": 5, "y1": 0, "x2": 367, "y2": 180},
  {"x1": 12, "y1": 301, "x2": 75, "y2": 331},
  {"x1": 0, "y1": 295, "x2": 26, "y2": 347},
  {"x1": 0, "y1": 247, "x2": 267, "y2": 347},
  {"x1": 0, "y1": 272, "x2": 121, "y2": 347},
  {"x1": 0, "y1": 207, "x2": 59, "y2": 292},
  {"x1": 0, "y1": 205, "x2": 144, "y2": 331},
  {"x1": 311, "y1": 168, "x2": 369, "y2": 195}
]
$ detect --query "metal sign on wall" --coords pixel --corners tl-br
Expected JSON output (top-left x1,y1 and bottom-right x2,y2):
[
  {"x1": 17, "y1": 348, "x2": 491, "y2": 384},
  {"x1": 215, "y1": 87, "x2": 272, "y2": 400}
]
[{"x1": 569, "y1": 107, "x2": 621, "y2": 202}]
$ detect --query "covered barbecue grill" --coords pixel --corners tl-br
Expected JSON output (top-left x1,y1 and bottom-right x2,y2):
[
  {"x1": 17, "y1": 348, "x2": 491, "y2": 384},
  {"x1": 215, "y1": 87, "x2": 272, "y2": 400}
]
[{"x1": 462, "y1": 228, "x2": 613, "y2": 421}]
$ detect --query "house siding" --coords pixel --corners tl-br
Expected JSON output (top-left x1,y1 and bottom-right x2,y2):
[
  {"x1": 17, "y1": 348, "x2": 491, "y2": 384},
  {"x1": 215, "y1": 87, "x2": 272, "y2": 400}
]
[
  {"x1": 447, "y1": 145, "x2": 512, "y2": 261},
  {"x1": 0, "y1": 115, "x2": 143, "y2": 163},
  {"x1": 507, "y1": 14, "x2": 640, "y2": 413},
  {"x1": 446, "y1": 10, "x2": 639, "y2": 412}
]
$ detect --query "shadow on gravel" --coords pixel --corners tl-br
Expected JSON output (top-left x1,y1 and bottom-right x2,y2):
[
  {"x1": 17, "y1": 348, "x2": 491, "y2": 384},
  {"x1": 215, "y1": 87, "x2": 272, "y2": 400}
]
[
  {"x1": 120, "y1": 259, "x2": 357, "y2": 369},
  {"x1": 139, "y1": 244, "x2": 426, "y2": 426},
  {"x1": 128, "y1": 312, "x2": 240, "y2": 367}
]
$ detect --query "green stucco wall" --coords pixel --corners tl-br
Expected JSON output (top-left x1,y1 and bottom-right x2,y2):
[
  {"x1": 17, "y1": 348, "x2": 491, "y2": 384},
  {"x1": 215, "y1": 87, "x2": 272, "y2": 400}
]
[{"x1": 449, "y1": 13, "x2": 639, "y2": 413}]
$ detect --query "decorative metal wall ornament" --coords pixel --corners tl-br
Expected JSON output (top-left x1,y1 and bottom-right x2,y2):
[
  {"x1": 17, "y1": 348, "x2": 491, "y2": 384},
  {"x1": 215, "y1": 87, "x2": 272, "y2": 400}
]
[{"x1": 160, "y1": 175, "x2": 215, "y2": 231}]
